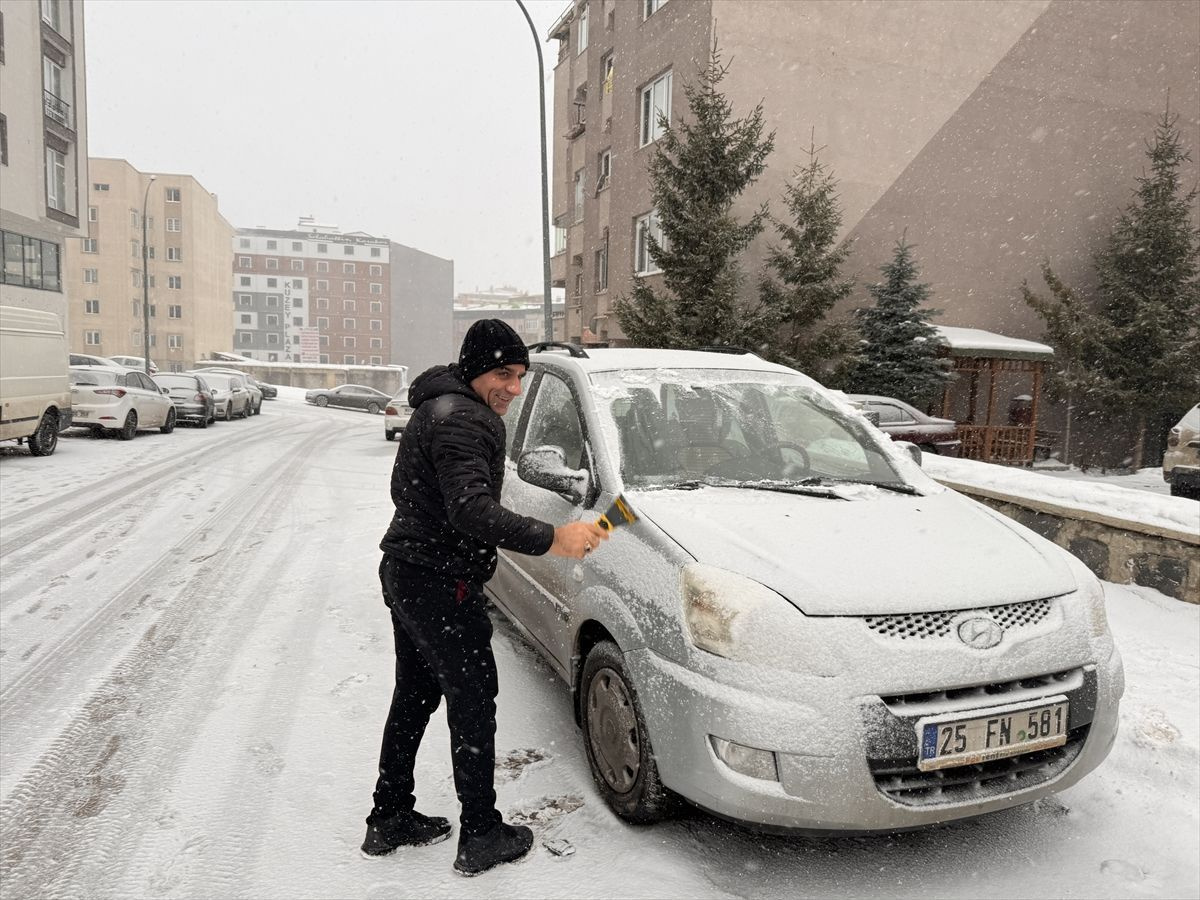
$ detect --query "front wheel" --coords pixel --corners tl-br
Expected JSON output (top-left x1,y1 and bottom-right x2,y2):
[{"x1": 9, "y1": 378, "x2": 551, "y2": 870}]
[
  {"x1": 160, "y1": 408, "x2": 176, "y2": 434},
  {"x1": 367, "y1": 401, "x2": 380, "y2": 416},
  {"x1": 118, "y1": 410, "x2": 138, "y2": 441},
  {"x1": 28, "y1": 410, "x2": 59, "y2": 456},
  {"x1": 224, "y1": 403, "x2": 232, "y2": 421},
  {"x1": 315, "y1": 395, "x2": 329, "y2": 408},
  {"x1": 580, "y1": 641, "x2": 676, "y2": 824}
]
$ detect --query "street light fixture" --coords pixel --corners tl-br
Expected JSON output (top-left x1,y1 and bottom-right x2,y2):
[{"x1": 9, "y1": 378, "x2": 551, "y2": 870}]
[
  {"x1": 141, "y1": 174, "x2": 157, "y2": 375},
  {"x1": 514, "y1": 0, "x2": 554, "y2": 342}
]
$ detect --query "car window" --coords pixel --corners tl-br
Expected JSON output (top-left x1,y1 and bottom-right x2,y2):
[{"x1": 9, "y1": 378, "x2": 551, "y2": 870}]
[
  {"x1": 1181, "y1": 404, "x2": 1200, "y2": 431},
  {"x1": 871, "y1": 403, "x2": 912, "y2": 425},
  {"x1": 504, "y1": 373, "x2": 534, "y2": 460},
  {"x1": 70, "y1": 369, "x2": 117, "y2": 386},
  {"x1": 155, "y1": 374, "x2": 196, "y2": 390},
  {"x1": 523, "y1": 373, "x2": 585, "y2": 471}
]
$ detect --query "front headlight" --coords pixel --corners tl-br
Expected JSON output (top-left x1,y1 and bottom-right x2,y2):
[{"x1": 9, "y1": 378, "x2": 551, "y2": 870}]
[
  {"x1": 1079, "y1": 572, "x2": 1110, "y2": 638},
  {"x1": 682, "y1": 564, "x2": 786, "y2": 658}
]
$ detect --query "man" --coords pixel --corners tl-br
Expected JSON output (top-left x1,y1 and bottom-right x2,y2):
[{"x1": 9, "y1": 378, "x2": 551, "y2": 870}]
[{"x1": 363, "y1": 319, "x2": 608, "y2": 876}]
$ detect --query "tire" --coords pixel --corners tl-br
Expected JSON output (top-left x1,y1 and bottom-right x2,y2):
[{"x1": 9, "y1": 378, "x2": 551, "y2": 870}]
[
  {"x1": 160, "y1": 408, "x2": 176, "y2": 434},
  {"x1": 224, "y1": 403, "x2": 232, "y2": 421},
  {"x1": 198, "y1": 414, "x2": 209, "y2": 429},
  {"x1": 118, "y1": 410, "x2": 138, "y2": 441},
  {"x1": 580, "y1": 641, "x2": 676, "y2": 824},
  {"x1": 28, "y1": 410, "x2": 59, "y2": 456},
  {"x1": 254, "y1": 400, "x2": 262, "y2": 416},
  {"x1": 366, "y1": 401, "x2": 380, "y2": 416},
  {"x1": 315, "y1": 395, "x2": 329, "y2": 408},
  {"x1": 386, "y1": 429, "x2": 396, "y2": 442}
]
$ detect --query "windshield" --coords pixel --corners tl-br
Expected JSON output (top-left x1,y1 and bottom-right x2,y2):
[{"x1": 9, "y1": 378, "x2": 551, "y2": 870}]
[
  {"x1": 592, "y1": 369, "x2": 906, "y2": 490},
  {"x1": 204, "y1": 374, "x2": 231, "y2": 390},
  {"x1": 155, "y1": 375, "x2": 197, "y2": 390}
]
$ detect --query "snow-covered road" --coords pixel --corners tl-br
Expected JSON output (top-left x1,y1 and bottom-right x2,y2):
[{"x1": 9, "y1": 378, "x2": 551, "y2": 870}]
[{"x1": 1, "y1": 390, "x2": 1197, "y2": 899}]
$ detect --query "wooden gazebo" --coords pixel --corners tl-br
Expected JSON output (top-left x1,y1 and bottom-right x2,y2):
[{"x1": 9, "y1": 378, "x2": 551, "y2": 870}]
[{"x1": 935, "y1": 326, "x2": 1055, "y2": 465}]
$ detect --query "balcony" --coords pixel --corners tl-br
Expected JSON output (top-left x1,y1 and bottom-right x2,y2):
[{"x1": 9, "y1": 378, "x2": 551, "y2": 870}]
[{"x1": 43, "y1": 91, "x2": 73, "y2": 131}]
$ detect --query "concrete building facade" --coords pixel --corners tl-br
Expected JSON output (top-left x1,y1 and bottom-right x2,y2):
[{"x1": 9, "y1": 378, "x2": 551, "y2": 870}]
[
  {"x1": 62, "y1": 159, "x2": 234, "y2": 370},
  {"x1": 388, "y1": 241, "x2": 453, "y2": 374},
  {"x1": 0, "y1": 0, "x2": 89, "y2": 324},
  {"x1": 546, "y1": 0, "x2": 1199, "y2": 351}
]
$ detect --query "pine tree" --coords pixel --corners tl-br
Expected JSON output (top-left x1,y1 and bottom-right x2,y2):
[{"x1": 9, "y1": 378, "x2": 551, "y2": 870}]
[
  {"x1": 614, "y1": 45, "x2": 776, "y2": 349},
  {"x1": 759, "y1": 137, "x2": 855, "y2": 376},
  {"x1": 843, "y1": 239, "x2": 951, "y2": 407}
]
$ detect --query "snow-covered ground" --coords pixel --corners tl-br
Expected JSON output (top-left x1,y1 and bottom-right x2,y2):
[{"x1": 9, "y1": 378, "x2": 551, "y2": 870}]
[{"x1": 1, "y1": 388, "x2": 1197, "y2": 899}]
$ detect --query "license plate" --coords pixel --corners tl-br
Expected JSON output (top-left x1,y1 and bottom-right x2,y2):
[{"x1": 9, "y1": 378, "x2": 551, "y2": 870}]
[{"x1": 917, "y1": 697, "x2": 1069, "y2": 771}]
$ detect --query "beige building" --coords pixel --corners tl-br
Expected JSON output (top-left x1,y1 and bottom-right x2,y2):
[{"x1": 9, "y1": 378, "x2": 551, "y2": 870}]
[
  {"x1": 64, "y1": 159, "x2": 234, "y2": 370},
  {"x1": 546, "y1": 0, "x2": 1199, "y2": 350},
  {"x1": 0, "y1": 0, "x2": 89, "y2": 324}
]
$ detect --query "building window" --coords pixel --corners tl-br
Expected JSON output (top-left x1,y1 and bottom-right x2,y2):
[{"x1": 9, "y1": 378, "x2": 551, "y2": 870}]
[
  {"x1": 317, "y1": 298, "x2": 329, "y2": 310},
  {"x1": 370, "y1": 319, "x2": 382, "y2": 331},
  {"x1": 45, "y1": 147, "x2": 68, "y2": 212},
  {"x1": 1, "y1": 231, "x2": 62, "y2": 292},
  {"x1": 167, "y1": 247, "x2": 182, "y2": 261},
  {"x1": 291, "y1": 241, "x2": 302, "y2": 251},
  {"x1": 166, "y1": 188, "x2": 181, "y2": 202},
  {"x1": 635, "y1": 210, "x2": 665, "y2": 275},
  {"x1": 267, "y1": 333, "x2": 280, "y2": 344},
  {"x1": 147, "y1": 245, "x2": 155, "y2": 259},
  {"x1": 597, "y1": 149, "x2": 611, "y2": 192},
  {"x1": 577, "y1": 2, "x2": 589, "y2": 53},
  {"x1": 169, "y1": 304, "x2": 182, "y2": 318},
  {"x1": 343, "y1": 281, "x2": 355, "y2": 293},
  {"x1": 315, "y1": 261, "x2": 328, "y2": 273},
  {"x1": 343, "y1": 245, "x2": 354, "y2": 255},
  {"x1": 342, "y1": 262, "x2": 355, "y2": 274},
  {"x1": 316, "y1": 279, "x2": 328, "y2": 290},
  {"x1": 343, "y1": 355, "x2": 355, "y2": 364},
  {"x1": 240, "y1": 313, "x2": 252, "y2": 324},
  {"x1": 643, "y1": 0, "x2": 667, "y2": 18},
  {"x1": 239, "y1": 256, "x2": 251, "y2": 268},
  {"x1": 266, "y1": 277, "x2": 277, "y2": 288},
  {"x1": 319, "y1": 354, "x2": 329, "y2": 363},
  {"x1": 602, "y1": 53, "x2": 614, "y2": 94},
  {"x1": 130, "y1": 209, "x2": 140, "y2": 228},
  {"x1": 370, "y1": 337, "x2": 383, "y2": 349},
  {"x1": 239, "y1": 332, "x2": 253, "y2": 345},
  {"x1": 82, "y1": 238, "x2": 97, "y2": 253},
  {"x1": 239, "y1": 276, "x2": 251, "y2": 287},
  {"x1": 85, "y1": 330, "x2": 101, "y2": 346},
  {"x1": 266, "y1": 314, "x2": 279, "y2": 326},
  {"x1": 369, "y1": 264, "x2": 382, "y2": 276},
  {"x1": 166, "y1": 218, "x2": 181, "y2": 232},
  {"x1": 240, "y1": 237, "x2": 251, "y2": 248},
  {"x1": 317, "y1": 243, "x2": 328, "y2": 253},
  {"x1": 369, "y1": 282, "x2": 382, "y2": 295},
  {"x1": 343, "y1": 336, "x2": 355, "y2": 348},
  {"x1": 168, "y1": 275, "x2": 182, "y2": 289},
  {"x1": 370, "y1": 247, "x2": 381, "y2": 258},
  {"x1": 292, "y1": 278, "x2": 303, "y2": 288},
  {"x1": 370, "y1": 301, "x2": 382, "y2": 313},
  {"x1": 640, "y1": 70, "x2": 672, "y2": 146},
  {"x1": 168, "y1": 334, "x2": 183, "y2": 349},
  {"x1": 266, "y1": 294, "x2": 279, "y2": 306},
  {"x1": 344, "y1": 298, "x2": 356, "y2": 312},
  {"x1": 293, "y1": 317, "x2": 304, "y2": 327},
  {"x1": 573, "y1": 272, "x2": 584, "y2": 299},
  {"x1": 88, "y1": 206, "x2": 98, "y2": 222},
  {"x1": 266, "y1": 239, "x2": 277, "y2": 249},
  {"x1": 317, "y1": 317, "x2": 329, "y2": 329},
  {"x1": 291, "y1": 259, "x2": 303, "y2": 271},
  {"x1": 83, "y1": 267, "x2": 98, "y2": 283},
  {"x1": 343, "y1": 318, "x2": 356, "y2": 329},
  {"x1": 595, "y1": 227, "x2": 609, "y2": 291},
  {"x1": 85, "y1": 299, "x2": 100, "y2": 314},
  {"x1": 93, "y1": 183, "x2": 110, "y2": 192},
  {"x1": 238, "y1": 294, "x2": 252, "y2": 305},
  {"x1": 574, "y1": 168, "x2": 585, "y2": 223},
  {"x1": 266, "y1": 258, "x2": 278, "y2": 269},
  {"x1": 370, "y1": 356, "x2": 382, "y2": 365}
]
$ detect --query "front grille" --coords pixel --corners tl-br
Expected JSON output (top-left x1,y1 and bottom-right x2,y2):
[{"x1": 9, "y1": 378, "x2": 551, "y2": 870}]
[
  {"x1": 870, "y1": 726, "x2": 1089, "y2": 807},
  {"x1": 864, "y1": 598, "x2": 1053, "y2": 640},
  {"x1": 880, "y1": 667, "x2": 1083, "y2": 715}
]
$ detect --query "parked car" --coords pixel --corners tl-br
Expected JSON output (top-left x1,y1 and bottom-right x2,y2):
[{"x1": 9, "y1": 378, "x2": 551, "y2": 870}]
[
  {"x1": 191, "y1": 371, "x2": 251, "y2": 420},
  {"x1": 384, "y1": 389, "x2": 412, "y2": 441},
  {"x1": 226, "y1": 372, "x2": 262, "y2": 414},
  {"x1": 1163, "y1": 403, "x2": 1200, "y2": 499},
  {"x1": 201, "y1": 368, "x2": 275, "y2": 403},
  {"x1": 68, "y1": 352, "x2": 127, "y2": 370},
  {"x1": 1, "y1": 306, "x2": 72, "y2": 456},
  {"x1": 849, "y1": 394, "x2": 962, "y2": 456},
  {"x1": 107, "y1": 355, "x2": 159, "y2": 374},
  {"x1": 305, "y1": 384, "x2": 390, "y2": 414},
  {"x1": 152, "y1": 372, "x2": 216, "y2": 427},
  {"x1": 487, "y1": 345, "x2": 1123, "y2": 833},
  {"x1": 69, "y1": 366, "x2": 175, "y2": 439}
]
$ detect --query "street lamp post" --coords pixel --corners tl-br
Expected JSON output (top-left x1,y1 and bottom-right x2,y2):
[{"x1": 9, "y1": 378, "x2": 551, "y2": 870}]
[
  {"x1": 515, "y1": 0, "x2": 554, "y2": 342},
  {"x1": 141, "y1": 174, "x2": 157, "y2": 374}
]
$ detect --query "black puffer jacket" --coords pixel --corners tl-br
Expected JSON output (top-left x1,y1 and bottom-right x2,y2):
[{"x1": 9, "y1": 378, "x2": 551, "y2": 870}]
[{"x1": 379, "y1": 365, "x2": 554, "y2": 580}]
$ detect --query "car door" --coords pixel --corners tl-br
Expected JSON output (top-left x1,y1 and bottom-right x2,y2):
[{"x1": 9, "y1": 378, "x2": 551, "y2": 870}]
[
  {"x1": 126, "y1": 371, "x2": 165, "y2": 426},
  {"x1": 335, "y1": 386, "x2": 360, "y2": 409},
  {"x1": 500, "y1": 369, "x2": 598, "y2": 671}
]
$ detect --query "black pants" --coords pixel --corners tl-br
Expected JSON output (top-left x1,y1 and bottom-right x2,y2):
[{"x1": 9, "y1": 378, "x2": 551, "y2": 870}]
[{"x1": 368, "y1": 555, "x2": 502, "y2": 836}]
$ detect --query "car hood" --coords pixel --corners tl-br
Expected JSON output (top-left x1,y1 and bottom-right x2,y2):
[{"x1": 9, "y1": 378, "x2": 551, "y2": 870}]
[{"x1": 631, "y1": 486, "x2": 1076, "y2": 615}]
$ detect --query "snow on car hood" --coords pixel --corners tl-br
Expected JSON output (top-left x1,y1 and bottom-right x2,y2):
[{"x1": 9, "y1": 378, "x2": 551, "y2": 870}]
[{"x1": 631, "y1": 486, "x2": 1076, "y2": 615}]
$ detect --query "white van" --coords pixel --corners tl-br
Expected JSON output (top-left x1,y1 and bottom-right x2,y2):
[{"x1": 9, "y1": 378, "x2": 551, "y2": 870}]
[{"x1": 0, "y1": 305, "x2": 73, "y2": 456}]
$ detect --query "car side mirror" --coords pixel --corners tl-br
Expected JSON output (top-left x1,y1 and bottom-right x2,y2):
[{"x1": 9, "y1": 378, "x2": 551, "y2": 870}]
[
  {"x1": 518, "y1": 445, "x2": 589, "y2": 502},
  {"x1": 863, "y1": 410, "x2": 881, "y2": 427},
  {"x1": 894, "y1": 440, "x2": 922, "y2": 467},
  {"x1": 160, "y1": 387, "x2": 170, "y2": 395}
]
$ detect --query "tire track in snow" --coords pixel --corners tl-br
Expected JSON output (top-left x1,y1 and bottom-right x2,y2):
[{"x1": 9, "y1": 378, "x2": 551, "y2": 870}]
[{"x1": 0, "y1": 424, "x2": 330, "y2": 897}]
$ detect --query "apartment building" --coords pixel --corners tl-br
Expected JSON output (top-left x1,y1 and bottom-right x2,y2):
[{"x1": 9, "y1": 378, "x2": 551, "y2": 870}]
[
  {"x1": 546, "y1": 0, "x2": 1199, "y2": 346},
  {"x1": 453, "y1": 290, "x2": 564, "y2": 349},
  {"x1": 233, "y1": 221, "x2": 453, "y2": 374},
  {"x1": 62, "y1": 159, "x2": 234, "y2": 370},
  {"x1": 0, "y1": 0, "x2": 89, "y2": 323}
]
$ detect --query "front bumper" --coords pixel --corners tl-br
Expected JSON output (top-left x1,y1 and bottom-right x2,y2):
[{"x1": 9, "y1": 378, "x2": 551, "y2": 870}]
[{"x1": 626, "y1": 631, "x2": 1123, "y2": 832}]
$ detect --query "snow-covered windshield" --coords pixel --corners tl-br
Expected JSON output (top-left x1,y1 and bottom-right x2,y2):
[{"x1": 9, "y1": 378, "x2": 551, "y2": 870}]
[
  {"x1": 154, "y1": 374, "x2": 197, "y2": 390},
  {"x1": 590, "y1": 368, "x2": 905, "y2": 490}
]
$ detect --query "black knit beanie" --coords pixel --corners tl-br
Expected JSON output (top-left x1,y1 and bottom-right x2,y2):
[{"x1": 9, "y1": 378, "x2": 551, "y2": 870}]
[{"x1": 458, "y1": 319, "x2": 529, "y2": 383}]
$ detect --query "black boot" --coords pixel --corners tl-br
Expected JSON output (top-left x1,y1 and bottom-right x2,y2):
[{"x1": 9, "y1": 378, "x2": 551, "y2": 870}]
[
  {"x1": 361, "y1": 810, "x2": 452, "y2": 857},
  {"x1": 453, "y1": 821, "x2": 534, "y2": 876}
]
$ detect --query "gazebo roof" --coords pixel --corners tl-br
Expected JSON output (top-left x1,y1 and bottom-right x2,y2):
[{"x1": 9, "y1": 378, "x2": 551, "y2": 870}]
[{"x1": 936, "y1": 326, "x2": 1054, "y2": 362}]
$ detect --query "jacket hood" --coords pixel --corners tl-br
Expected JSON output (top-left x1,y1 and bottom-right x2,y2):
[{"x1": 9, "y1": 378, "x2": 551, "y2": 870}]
[{"x1": 408, "y1": 364, "x2": 483, "y2": 410}]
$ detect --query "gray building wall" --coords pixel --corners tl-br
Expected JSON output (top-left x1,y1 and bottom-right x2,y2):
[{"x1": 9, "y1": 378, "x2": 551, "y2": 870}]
[{"x1": 389, "y1": 242, "x2": 453, "y2": 374}]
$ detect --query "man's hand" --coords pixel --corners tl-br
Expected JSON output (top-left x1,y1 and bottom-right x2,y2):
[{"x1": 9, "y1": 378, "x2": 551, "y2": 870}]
[{"x1": 549, "y1": 521, "x2": 610, "y2": 559}]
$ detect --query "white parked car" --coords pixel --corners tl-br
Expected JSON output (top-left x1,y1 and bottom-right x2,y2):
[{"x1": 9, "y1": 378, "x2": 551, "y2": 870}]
[
  {"x1": 69, "y1": 366, "x2": 176, "y2": 439},
  {"x1": 68, "y1": 353, "x2": 127, "y2": 370},
  {"x1": 107, "y1": 355, "x2": 159, "y2": 374},
  {"x1": 192, "y1": 371, "x2": 251, "y2": 420},
  {"x1": 384, "y1": 389, "x2": 412, "y2": 441}
]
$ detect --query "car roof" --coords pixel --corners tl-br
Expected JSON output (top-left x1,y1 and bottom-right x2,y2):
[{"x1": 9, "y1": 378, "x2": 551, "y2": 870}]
[{"x1": 529, "y1": 347, "x2": 805, "y2": 378}]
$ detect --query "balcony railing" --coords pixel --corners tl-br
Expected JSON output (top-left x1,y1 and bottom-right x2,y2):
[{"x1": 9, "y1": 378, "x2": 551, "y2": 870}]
[{"x1": 43, "y1": 91, "x2": 72, "y2": 129}]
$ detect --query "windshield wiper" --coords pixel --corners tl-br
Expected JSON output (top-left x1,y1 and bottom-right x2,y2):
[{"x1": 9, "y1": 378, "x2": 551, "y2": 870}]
[
  {"x1": 725, "y1": 479, "x2": 849, "y2": 500},
  {"x1": 797, "y1": 476, "x2": 922, "y2": 496}
]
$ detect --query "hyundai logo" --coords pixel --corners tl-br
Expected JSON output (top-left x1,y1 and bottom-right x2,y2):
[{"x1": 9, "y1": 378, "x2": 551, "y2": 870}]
[{"x1": 957, "y1": 616, "x2": 1004, "y2": 649}]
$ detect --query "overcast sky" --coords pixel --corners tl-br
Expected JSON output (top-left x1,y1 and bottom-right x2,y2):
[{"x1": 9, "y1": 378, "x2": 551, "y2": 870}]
[{"x1": 83, "y1": 0, "x2": 570, "y2": 296}]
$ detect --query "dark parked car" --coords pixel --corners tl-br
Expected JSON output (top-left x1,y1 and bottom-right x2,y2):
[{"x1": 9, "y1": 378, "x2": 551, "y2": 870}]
[
  {"x1": 848, "y1": 394, "x2": 962, "y2": 456},
  {"x1": 305, "y1": 384, "x2": 391, "y2": 414},
  {"x1": 152, "y1": 372, "x2": 216, "y2": 427}
]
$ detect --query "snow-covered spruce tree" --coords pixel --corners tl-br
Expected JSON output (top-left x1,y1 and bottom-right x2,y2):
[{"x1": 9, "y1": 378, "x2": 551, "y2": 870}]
[
  {"x1": 843, "y1": 239, "x2": 951, "y2": 408},
  {"x1": 614, "y1": 45, "x2": 775, "y2": 349},
  {"x1": 759, "y1": 138, "x2": 855, "y2": 376}
]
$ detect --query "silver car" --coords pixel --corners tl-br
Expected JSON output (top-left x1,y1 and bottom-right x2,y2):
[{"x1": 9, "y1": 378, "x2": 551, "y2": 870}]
[{"x1": 489, "y1": 346, "x2": 1123, "y2": 832}]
